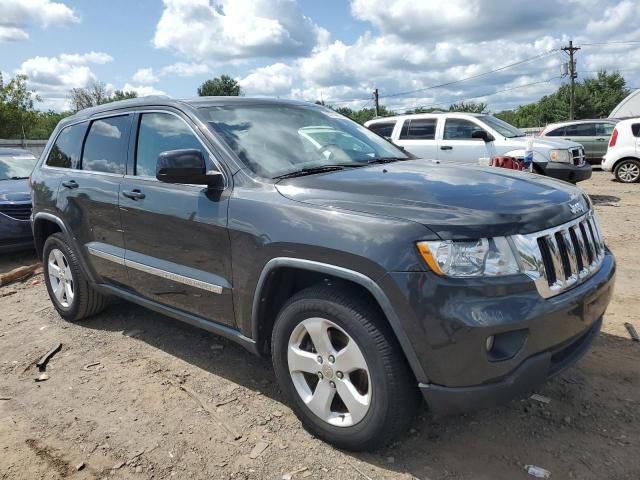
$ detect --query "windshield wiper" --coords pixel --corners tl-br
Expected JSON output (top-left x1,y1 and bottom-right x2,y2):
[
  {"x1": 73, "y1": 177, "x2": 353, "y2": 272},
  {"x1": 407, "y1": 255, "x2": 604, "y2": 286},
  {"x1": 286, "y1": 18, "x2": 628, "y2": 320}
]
[
  {"x1": 9, "y1": 176, "x2": 29, "y2": 180},
  {"x1": 366, "y1": 157, "x2": 407, "y2": 165},
  {"x1": 273, "y1": 165, "x2": 347, "y2": 180}
]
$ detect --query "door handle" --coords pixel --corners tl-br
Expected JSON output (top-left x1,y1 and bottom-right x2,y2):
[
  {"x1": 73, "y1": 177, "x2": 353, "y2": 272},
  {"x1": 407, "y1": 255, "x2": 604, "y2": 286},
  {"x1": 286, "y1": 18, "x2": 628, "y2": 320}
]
[
  {"x1": 596, "y1": 138, "x2": 607, "y2": 142},
  {"x1": 440, "y1": 146, "x2": 453, "y2": 150},
  {"x1": 61, "y1": 180, "x2": 78, "y2": 189},
  {"x1": 122, "y1": 189, "x2": 146, "y2": 200}
]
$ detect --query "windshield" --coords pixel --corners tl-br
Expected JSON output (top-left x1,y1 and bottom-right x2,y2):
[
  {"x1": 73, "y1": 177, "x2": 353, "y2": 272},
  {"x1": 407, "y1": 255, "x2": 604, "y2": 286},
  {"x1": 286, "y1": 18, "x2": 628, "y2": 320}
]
[
  {"x1": 0, "y1": 154, "x2": 37, "y2": 180},
  {"x1": 199, "y1": 104, "x2": 408, "y2": 178},
  {"x1": 479, "y1": 115, "x2": 525, "y2": 138}
]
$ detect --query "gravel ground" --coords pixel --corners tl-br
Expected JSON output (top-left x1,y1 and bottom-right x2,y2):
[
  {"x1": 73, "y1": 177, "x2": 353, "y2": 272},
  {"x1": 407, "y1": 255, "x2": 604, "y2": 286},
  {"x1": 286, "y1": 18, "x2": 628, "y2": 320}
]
[{"x1": 1, "y1": 169, "x2": 639, "y2": 480}]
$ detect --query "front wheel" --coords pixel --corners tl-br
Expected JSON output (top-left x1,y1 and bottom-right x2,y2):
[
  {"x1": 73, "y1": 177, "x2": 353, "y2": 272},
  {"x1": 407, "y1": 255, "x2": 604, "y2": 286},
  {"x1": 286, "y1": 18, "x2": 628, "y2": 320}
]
[
  {"x1": 271, "y1": 285, "x2": 420, "y2": 451},
  {"x1": 614, "y1": 159, "x2": 640, "y2": 183}
]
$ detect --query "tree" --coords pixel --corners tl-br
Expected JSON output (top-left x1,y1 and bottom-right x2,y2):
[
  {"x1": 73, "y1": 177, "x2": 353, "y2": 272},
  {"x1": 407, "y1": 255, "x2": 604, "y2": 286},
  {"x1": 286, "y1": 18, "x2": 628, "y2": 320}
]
[
  {"x1": 449, "y1": 101, "x2": 487, "y2": 113},
  {"x1": 69, "y1": 80, "x2": 138, "y2": 112},
  {"x1": 197, "y1": 75, "x2": 242, "y2": 96},
  {"x1": 332, "y1": 105, "x2": 394, "y2": 124},
  {"x1": 0, "y1": 73, "x2": 40, "y2": 139}
]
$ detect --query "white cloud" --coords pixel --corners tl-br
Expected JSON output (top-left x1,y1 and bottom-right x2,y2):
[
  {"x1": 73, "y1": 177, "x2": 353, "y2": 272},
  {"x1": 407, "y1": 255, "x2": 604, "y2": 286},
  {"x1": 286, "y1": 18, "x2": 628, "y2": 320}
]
[
  {"x1": 239, "y1": 63, "x2": 294, "y2": 95},
  {"x1": 153, "y1": 0, "x2": 327, "y2": 62},
  {"x1": 160, "y1": 62, "x2": 210, "y2": 77},
  {"x1": 133, "y1": 68, "x2": 159, "y2": 84},
  {"x1": 0, "y1": 0, "x2": 78, "y2": 42},
  {"x1": 121, "y1": 83, "x2": 166, "y2": 97}
]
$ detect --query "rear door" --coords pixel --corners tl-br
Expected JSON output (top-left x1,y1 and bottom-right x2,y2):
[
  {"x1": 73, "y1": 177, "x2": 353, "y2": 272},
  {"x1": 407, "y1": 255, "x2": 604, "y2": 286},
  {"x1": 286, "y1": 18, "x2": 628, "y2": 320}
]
[
  {"x1": 55, "y1": 115, "x2": 131, "y2": 286},
  {"x1": 119, "y1": 110, "x2": 235, "y2": 326},
  {"x1": 394, "y1": 117, "x2": 439, "y2": 159},
  {"x1": 594, "y1": 122, "x2": 615, "y2": 160},
  {"x1": 367, "y1": 121, "x2": 397, "y2": 141},
  {"x1": 564, "y1": 123, "x2": 596, "y2": 160},
  {"x1": 438, "y1": 118, "x2": 491, "y2": 165}
]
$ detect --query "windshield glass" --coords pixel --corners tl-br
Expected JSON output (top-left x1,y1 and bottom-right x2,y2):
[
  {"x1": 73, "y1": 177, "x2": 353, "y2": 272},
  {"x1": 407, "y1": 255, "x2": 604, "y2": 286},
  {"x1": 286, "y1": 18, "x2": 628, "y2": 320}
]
[
  {"x1": 199, "y1": 104, "x2": 408, "y2": 178},
  {"x1": 0, "y1": 154, "x2": 37, "y2": 180},
  {"x1": 479, "y1": 115, "x2": 525, "y2": 138}
]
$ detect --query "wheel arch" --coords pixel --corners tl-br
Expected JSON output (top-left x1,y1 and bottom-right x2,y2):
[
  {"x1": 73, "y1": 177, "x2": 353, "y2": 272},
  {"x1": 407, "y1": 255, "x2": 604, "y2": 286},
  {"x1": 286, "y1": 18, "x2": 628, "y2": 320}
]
[
  {"x1": 250, "y1": 257, "x2": 428, "y2": 383},
  {"x1": 612, "y1": 156, "x2": 640, "y2": 171}
]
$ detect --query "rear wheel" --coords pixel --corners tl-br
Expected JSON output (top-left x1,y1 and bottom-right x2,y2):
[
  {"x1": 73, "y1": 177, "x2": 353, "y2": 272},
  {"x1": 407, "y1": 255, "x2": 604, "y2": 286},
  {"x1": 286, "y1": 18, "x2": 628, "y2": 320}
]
[
  {"x1": 43, "y1": 233, "x2": 107, "y2": 321},
  {"x1": 271, "y1": 285, "x2": 420, "y2": 451},
  {"x1": 614, "y1": 159, "x2": 640, "y2": 183}
]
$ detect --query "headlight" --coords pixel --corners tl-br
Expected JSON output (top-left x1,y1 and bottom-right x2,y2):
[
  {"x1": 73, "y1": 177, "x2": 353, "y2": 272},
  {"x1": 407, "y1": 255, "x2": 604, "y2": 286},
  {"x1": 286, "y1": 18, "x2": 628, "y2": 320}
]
[
  {"x1": 549, "y1": 149, "x2": 571, "y2": 163},
  {"x1": 417, "y1": 238, "x2": 521, "y2": 277}
]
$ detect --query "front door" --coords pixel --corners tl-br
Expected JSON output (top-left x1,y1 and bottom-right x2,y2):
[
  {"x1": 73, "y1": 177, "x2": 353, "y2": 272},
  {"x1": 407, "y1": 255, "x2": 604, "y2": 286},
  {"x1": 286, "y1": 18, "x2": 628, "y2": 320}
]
[
  {"x1": 437, "y1": 118, "x2": 491, "y2": 165},
  {"x1": 119, "y1": 111, "x2": 235, "y2": 326},
  {"x1": 54, "y1": 115, "x2": 131, "y2": 287}
]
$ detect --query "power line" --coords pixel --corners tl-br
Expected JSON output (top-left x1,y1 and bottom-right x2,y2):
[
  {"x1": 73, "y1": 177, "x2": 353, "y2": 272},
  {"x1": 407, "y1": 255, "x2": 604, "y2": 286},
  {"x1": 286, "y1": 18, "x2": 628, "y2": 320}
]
[{"x1": 580, "y1": 41, "x2": 640, "y2": 46}]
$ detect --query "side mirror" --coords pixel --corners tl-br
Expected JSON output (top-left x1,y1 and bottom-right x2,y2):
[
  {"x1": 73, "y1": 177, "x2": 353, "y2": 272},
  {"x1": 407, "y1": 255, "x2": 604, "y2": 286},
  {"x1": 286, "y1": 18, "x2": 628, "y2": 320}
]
[
  {"x1": 472, "y1": 130, "x2": 494, "y2": 142},
  {"x1": 156, "y1": 149, "x2": 224, "y2": 189}
]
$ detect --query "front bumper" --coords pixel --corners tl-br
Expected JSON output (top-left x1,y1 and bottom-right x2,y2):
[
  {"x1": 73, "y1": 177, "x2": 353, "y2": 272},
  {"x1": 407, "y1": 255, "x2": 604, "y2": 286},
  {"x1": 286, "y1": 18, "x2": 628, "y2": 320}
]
[
  {"x1": 0, "y1": 210, "x2": 34, "y2": 253},
  {"x1": 382, "y1": 250, "x2": 615, "y2": 414},
  {"x1": 542, "y1": 161, "x2": 592, "y2": 183}
]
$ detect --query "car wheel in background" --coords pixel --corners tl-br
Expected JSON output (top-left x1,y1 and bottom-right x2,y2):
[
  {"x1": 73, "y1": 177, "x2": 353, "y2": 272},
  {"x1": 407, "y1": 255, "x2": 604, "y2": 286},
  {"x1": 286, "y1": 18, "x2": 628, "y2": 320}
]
[{"x1": 614, "y1": 159, "x2": 640, "y2": 183}]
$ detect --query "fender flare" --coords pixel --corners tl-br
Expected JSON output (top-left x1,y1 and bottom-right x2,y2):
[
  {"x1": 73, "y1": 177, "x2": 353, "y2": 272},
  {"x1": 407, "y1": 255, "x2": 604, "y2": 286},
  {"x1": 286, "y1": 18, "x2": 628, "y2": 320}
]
[{"x1": 251, "y1": 257, "x2": 429, "y2": 383}]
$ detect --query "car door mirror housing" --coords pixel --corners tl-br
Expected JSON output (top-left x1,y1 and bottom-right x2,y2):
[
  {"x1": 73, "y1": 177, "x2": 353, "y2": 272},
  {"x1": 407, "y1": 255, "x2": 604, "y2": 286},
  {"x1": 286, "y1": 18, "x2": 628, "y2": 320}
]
[
  {"x1": 156, "y1": 149, "x2": 224, "y2": 189},
  {"x1": 472, "y1": 130, "x2": 494, "y2": 142}
]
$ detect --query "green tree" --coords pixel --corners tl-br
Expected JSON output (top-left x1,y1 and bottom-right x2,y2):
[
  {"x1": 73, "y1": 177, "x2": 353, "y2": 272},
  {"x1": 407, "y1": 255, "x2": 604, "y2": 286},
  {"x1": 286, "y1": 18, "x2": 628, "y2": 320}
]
[
  {"x1": 449, "y1": 101, "x2": 487, "y2": 113},
  {"x1": 197, "y1": 75, "x2": 242, "y2": 96},
  {"x1": 28, "y1": 110, "x2": 73, "y2": 140},
  {"x1": 332, "y1": 105, "x2": 394, "y2": 124},
  {"x1": 69, "y1": 80, "x2": 138, "y2": 112},
  {"x1": 0, "y1": 73, "x2": 39, "y2": 139}
]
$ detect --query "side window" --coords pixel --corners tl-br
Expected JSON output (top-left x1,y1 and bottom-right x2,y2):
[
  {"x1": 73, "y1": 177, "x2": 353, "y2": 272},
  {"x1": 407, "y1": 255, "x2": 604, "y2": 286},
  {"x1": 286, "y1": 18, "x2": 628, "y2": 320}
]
[
  {"x1": 82, "y1": 116, "x2": 130, "y2": 174},
  {"x1": 545, "y1": 127, "x2": 565, "y2": 136},
  {"x1": 136, "y1": 113, "x2": 204, "y2": 177},
  {"x1": 443, "y1": 119, "x2": 485, "y2": 140},
  {"x1": 368, "y1": 121, "x2": 395, "y2": 138},
  {"x1": 631, "y1": 123, "x2": 640, "y2": 137},
  {"x1": 565, "y1": 123, "x2": 596, "y2": 136},
  {"x1": 596, "y1": 123, "x2": 615, "y2": 136},
  {"x1": 46, "y1": 123, "x2": 87, "y2": 169},
  {"x1": 399, "y1": 119, "x2": 437, "y2": 140}
]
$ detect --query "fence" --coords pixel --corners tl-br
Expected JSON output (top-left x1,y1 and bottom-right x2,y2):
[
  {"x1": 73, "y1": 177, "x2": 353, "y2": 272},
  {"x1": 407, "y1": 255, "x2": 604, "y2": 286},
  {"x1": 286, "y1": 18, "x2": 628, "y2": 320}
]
[{"x1": 0, "y1": 139, "x2": 48, "y2": 158}]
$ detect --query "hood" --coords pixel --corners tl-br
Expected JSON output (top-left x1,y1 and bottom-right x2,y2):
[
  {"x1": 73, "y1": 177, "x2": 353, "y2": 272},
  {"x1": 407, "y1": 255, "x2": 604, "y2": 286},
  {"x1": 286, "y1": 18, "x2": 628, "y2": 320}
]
[
  {"x1": 276, "y1": 160, "x2": 590, "y2": 240},
  {"x1": 0, "y1": 178, "x2": 31, "y2": 203},
  {"x1": 511, "y1": 136, "x2": 583, "y2": 150}
]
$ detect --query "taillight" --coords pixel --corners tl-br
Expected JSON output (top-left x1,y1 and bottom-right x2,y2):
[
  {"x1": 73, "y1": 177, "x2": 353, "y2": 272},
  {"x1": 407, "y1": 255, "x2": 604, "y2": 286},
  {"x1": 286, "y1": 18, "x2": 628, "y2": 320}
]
[{"x1": 609, "y1": 128, "x2": 618, "y2": 147}]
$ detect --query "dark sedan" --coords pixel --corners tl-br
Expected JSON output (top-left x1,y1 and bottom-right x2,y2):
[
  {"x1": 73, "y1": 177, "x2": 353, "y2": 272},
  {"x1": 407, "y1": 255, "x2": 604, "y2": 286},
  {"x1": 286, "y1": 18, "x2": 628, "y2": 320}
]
[{"x1": 0, "y1": 148, "x2": 37, "y2": 252}]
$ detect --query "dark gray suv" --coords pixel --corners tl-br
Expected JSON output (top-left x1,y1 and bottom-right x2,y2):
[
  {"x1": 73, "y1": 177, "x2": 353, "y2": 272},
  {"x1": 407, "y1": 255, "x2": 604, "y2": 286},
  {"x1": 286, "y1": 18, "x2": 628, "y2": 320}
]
[{"x1": 30, "y1": 97, "x2": 615, "y2": 451}]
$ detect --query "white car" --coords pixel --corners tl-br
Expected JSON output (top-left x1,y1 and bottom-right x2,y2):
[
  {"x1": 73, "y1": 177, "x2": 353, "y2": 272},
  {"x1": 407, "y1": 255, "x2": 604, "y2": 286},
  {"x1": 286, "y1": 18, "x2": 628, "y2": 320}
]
[
  {"x1": 601, "y1": 118, "x2": 640, "y2": 183},
  {"x1": 365, "y1": 113, "x2": 592, "y2": 183}
]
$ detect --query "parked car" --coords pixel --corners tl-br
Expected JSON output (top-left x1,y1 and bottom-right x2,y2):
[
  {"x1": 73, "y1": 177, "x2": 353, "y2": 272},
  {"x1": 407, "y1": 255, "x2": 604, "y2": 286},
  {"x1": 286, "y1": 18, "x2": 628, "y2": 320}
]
[
  {"x1": 601, "y1": 118, "x2": 640, "y2": 183},
  {"x1": 0, "y1": 148, "x2": 37, "y2": 252},
  {"x1": 539, "y1": 119, "x2": 619, "y2": 165},
  {"x1": 31, "y1": 97, "x2": 615, "y2": 451},
  {"x1": 365, "y1": 113, "x2": 592, "y2": 183}
]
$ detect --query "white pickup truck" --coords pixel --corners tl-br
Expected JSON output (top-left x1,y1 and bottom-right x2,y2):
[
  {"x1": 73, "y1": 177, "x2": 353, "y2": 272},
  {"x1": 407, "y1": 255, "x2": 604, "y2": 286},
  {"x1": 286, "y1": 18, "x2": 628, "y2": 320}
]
[{"x1": 365, "y1": 112, "x2": 592, "y2": 183}]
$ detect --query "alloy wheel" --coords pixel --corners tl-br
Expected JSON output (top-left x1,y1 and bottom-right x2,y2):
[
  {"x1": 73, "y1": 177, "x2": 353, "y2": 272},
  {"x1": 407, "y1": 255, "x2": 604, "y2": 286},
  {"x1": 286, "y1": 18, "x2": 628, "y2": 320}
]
[
  {"x1": 287, "y1": 317, "x2": 371, "y2": 427},
  {"x1": 48, "y1": 248, "x2": 74, "y2": 308},
  {"x1": 618, "y1": 162, "x2": 640, "y2": 182}
]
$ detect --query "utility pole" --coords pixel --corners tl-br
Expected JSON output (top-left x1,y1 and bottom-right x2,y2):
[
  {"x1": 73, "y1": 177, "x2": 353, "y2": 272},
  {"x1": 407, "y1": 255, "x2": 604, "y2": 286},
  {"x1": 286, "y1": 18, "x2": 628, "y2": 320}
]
[
  {"x1": 373, "y1": 88, "x2": 379, "y2": 117},
  {"x1": 561, "y1": 40, "x2": 580, "y2": 120}
]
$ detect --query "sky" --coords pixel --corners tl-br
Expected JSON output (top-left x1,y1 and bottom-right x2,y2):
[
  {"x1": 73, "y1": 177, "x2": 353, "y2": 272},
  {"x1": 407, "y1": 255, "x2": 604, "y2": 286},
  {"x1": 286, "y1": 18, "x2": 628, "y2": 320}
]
[{"x1": 1, "y1": 0, "x2": 639, "y2": 113}]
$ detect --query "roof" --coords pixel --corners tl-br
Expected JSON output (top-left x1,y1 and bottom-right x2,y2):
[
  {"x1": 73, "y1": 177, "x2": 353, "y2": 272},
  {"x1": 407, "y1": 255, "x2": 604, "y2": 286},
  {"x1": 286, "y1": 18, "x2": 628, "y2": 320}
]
[
  {"x1": 543, "y1": 118, "x2": 618, "y2": 130},
  {"x1": 0, "y1": 148, "x2": 36, "y2": 157},
  {"x1": 366, "y1": 112, "x2": 485, "y2": 124}
]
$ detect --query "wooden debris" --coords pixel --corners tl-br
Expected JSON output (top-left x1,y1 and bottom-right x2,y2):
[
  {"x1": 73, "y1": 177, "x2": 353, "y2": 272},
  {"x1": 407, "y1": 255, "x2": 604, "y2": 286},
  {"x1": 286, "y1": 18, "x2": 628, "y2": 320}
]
[
  {"x1": 0, "y1": 396, "x2": 12, "y2": 400},
  {"x1": 35, "y1": 372, "x2": 49, "y2": 382},
  {"x1": 249, "y1": 441, "x2": 270, "y2": 459},
  {"x1": 215, "y1": 396, "x2": 238, "y2": 407},
  {"x1": 0, "y1": 264, "x2": 42, "y2": 287},
  {"x1": 82, "y1": 362, "x2": 101, "y2": 371},
  {"x1": 624, "y1": 322, "x2": 639, "y2": 342},
  {"x1": 36, "y1": 343, "x2": 62, "y2": 370},
  {"x1": 0, "y1": 290, "x2": 17, "y2": 298}
]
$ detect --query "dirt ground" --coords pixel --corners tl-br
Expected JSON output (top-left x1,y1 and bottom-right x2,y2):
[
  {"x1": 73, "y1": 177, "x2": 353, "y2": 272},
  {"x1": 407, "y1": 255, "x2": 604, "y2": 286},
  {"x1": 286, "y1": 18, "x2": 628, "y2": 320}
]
[{"x1": 1, "y1": 170, "x2": 639, "y2": 480}]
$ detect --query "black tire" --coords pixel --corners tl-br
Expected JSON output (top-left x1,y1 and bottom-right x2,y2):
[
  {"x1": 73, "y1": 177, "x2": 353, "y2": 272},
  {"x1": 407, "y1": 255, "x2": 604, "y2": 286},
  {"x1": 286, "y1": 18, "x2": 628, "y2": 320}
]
[
  {"x1": 271, "y1": 284, "x2": 420, "y2": 451},
  {"x1": 614, "y1": 159, "x2": 640, "y2": 183},
  {"x1": 42, "y1": 233, "x2": 107, "y2": 322}
]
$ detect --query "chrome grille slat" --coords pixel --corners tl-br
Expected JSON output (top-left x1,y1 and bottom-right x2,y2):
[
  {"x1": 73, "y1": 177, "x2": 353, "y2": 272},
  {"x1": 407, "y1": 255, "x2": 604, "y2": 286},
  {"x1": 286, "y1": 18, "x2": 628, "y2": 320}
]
[{"x1": 511, "y1": 212, "x2": 605, "y2": 299}]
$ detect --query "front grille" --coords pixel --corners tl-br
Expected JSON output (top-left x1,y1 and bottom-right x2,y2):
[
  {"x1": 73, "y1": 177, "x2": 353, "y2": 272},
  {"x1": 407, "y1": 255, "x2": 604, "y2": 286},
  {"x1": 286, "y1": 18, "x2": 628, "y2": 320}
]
[
  {"x1": 570, "y1": 147, "x2": 585, "y2": 166},
  {"x1": 512, "y1": 212, "x2": 605, "y2": 298},
  {"x1": 0, "y1": 203, "x2": 32, "y2": 221}
]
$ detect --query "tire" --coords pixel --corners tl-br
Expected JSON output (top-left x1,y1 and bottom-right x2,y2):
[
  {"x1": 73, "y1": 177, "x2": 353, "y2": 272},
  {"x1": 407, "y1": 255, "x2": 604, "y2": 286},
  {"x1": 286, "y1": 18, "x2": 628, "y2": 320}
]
[
  {"x1": 271, "y1": 284, "x2": 420, "y2": 451},
  {"x1": 614, "y1": 159, "x2": 640, "y2": 183},
  {"x1": 43, "y1": 233, "x2": 107, "y2": 322}
]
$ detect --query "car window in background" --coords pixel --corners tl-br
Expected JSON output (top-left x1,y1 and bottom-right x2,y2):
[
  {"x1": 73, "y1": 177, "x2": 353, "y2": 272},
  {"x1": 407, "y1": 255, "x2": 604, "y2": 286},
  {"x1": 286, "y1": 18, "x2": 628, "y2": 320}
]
[
  {"x1": 443, "y1": 119, "x2": 485, "y2": 140},
  {"x1": 545, "y1": 126, "x2": 566, "y2": 136},
  {"x1": 399, "y1": 119, "x2": 437, "y2": 140},
  {"x1": 632, "y1": 124, "x2": 640, "y2": 137},
  {"x1": 46, "y1": 123, "x2": 87, "y2": 169},
  {"x1": 478, "y1": 115, "x2": 525, "y2": 138},
  {"x1": 82, "y1": 116, "x2": 130, "y2": 174},
  {"x1": 367, "y1": 121, "x2": 396, "y2": 138},
  {"x1": 201, "y1": 104, "x2": 408, "y2": 178},
  {"x1": 565, "y1": 123, "x2": 596, "y2": 136},
  {"x1": 299, "y1": 128, "x2": 376, "y2": 156},
  {"x1": 596, "y1": 123, "x2": 615, "y2": 136},
  {"x1": 0, "y1": 153, "x2": 37, "y2": 180},
  {"x1": 136, "y1": 113, "x2": 204, "y2": 177}
]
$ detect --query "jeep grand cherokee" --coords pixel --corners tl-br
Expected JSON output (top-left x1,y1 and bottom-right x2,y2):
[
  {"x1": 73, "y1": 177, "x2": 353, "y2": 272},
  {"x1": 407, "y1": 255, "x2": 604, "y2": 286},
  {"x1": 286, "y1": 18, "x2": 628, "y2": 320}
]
[{"x1": 30, "y1": 97, "x2": 615, "y2": 451}]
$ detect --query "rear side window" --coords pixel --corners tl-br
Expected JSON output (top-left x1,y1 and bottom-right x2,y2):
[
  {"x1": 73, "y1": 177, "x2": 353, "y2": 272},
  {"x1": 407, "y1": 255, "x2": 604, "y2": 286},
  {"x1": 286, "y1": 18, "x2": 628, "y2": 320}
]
[
  {"x1": 46, "y1": 123, "x2": 87, "y2": 169},
  {"x1": 399, "y1": 119, "x2": 437, "y2": 140},
  {"x1": 565, "y1": 123, "x2": 596, "y2": 136},
  {"x1": 82, "y1": 116, "x2": 131, "y2": 174},
  {"x1": 545, "y1": 126, "x2": 565, "y2": 136},
  {"x1": 136, "y1": 113, "x2": 204, "y2": 177},
  {"x1": 632, "y1": 124, "x2": 640, "y2": 137},
  {"x1": 596, "y1": 123, "x2": 615, "y2": 136},
  {"x1": 443, "y1": 119, "x2": 485, "y2": 140},
  {"x1": 368, "y1": 121, "x2": 395, "y2": 138}
]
